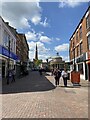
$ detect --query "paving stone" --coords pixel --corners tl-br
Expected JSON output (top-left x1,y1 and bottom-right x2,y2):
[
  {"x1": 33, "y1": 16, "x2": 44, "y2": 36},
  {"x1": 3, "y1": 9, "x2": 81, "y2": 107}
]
[{"x1": 1, "y1": 71, "x2": 88, "y2": 119}]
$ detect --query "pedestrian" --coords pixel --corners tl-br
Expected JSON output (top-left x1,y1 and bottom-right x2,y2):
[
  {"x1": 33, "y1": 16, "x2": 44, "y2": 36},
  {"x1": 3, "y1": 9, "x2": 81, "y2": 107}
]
[
  {"x1": 11, "y1": 69, "x2": 15, "y2": 82},
  {"x1": 6, "y1": 69, "x2": 11, "y2": 84},
  {"x1": 54, "y1": 68, "x2": 61, "y2": 87},
  {"x1": 39, "y1": 67, "x2": 42, "y2": 75},
  {"x1": 51, "y1": 69, "x2": 54, "y2": 76},
  {"x1": 61, "y1": 69, "x2": 68, "y2": 87}
]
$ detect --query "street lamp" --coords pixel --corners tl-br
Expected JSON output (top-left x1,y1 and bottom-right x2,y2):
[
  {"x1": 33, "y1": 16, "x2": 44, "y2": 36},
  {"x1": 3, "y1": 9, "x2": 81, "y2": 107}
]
[{"x1": 7, "y1": 39, "x2": 10, "y2": 84}]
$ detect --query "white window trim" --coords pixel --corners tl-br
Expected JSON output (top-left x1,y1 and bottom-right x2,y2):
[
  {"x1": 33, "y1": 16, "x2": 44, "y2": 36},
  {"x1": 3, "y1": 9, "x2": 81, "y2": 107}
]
[
  {"x1": 86, "y1": 31, "x2": 90, "y2": 37},
  {"x1": 85, "y1": 11, "x2": 89, "y2": 18},
  {"x1": 79, "y1": 23, "x2": 82, "y2": 29}
]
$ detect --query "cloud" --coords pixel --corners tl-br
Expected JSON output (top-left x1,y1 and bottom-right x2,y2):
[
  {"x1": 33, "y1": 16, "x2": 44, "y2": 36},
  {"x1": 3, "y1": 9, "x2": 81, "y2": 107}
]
[
  {"x1": 59, "y1": 0, "x2": 90, "y2": 8},
  {"x1": 1, "y1": 2, "x2": 42, "y2": 29},
  {"x1": 25, "y1": 31, "x2": 37, "y2": 41},
  {"x1": 28, "y1": 41, "x2": 50, "y2": 61},
  {"x1": 40, "y1": 36, "x2": 51, "y2": 43},
  {"x1": 54, "y1": 43, "x2": 69, "y2": 52},
  {"x1": 1, "y1": 0, "x2": 40, "y2": 2},
  {"x1": 26, "y1": 30, "x2": 52, "y2": 44},
  {"x1": 1, "y1": 2, "x2": 49, "y2": 29},
  {"x1": 56, "y1": 38, "x2": 61, "y2": 41},
  {"x1": 61, "y1": 55, "x2": 70, "y2": 62},
  {"x1": 40, "y1": 17, "x2": 49, "y2": 27},
  {"x1": 31, "y1": 15, "x2": 41, "y2": 25}
]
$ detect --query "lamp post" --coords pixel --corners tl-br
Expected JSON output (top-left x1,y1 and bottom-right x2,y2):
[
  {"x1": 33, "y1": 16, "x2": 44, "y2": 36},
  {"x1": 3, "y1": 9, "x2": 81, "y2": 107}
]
[{"x1": 7, "y1": 39, "x2": 10, "y2": 84}]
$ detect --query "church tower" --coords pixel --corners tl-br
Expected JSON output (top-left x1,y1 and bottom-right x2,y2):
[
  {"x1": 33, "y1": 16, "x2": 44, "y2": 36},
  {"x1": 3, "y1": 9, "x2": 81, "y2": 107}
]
[{"x1": 35, "y1": 44, "x2": 38, "y2": 60}]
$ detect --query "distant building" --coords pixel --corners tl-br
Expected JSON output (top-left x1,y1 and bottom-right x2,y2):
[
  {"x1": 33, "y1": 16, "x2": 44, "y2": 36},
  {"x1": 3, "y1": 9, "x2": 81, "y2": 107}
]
[
  {"x1": 50, "y1": 53, "x2": 65, "y2": 70},
  {"x1": 40, "y1": 62, "x2": 48, "y2": 69},
  {"x1": 69, "y1": 6, "x2": 90, "y2": 81}
]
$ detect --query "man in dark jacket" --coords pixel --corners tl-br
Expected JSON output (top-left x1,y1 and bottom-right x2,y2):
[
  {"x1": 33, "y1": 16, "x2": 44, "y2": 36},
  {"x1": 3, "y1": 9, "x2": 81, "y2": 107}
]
[{"x1": 54, "y1": 68, "x2": 61, "y2": 87}]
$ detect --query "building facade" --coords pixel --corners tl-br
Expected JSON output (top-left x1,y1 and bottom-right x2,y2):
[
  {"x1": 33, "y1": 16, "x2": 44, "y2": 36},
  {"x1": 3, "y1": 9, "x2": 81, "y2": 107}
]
[
  {"x1": 18, "y1": 34, "x2": 29, "y2": 64},
  {"x1": 69, "y1": 7, "x2": 90, "y2": 81},
  {"x1": 50, "y1": 55, "x2": 65, "y2": 70},
  {"x1": 0, "y1": 16, "x2": 17, "y2": 79},
  {"x1": 17, "y1": 34, "x2": 29, "y2": 75},
  {"x1": 0, "y1": 16, "x2": 29, "y2": 80}
]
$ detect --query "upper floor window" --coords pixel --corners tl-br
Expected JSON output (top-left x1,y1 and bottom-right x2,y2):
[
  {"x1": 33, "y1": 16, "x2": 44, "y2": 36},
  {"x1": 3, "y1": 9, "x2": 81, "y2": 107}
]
[
  {"x1": 10, "y1": 39, "x2": 13, "y2": 51},
  {"x1": 3, "y1": 30, "x2": 10, "y2": 48},
  {"x1": 86, "y1": 15, "x2": 90, "y2": 29},
  {"x1": 77, "y1": 45, "x2": 79, "y2": 56},
  {"x1": 73, "y1": 42, "x2": 74, "y2": 48},
  {"x1": 87, "y1": 34, "x2": 90, "y2": 50},
  {"x1": 76, "y1": 31, "x2": 78, "y2": 41},
  {"x1": 79, "y1": 26, "x2": 82, "y2": 39},
  {"x1": 80, "y1": 42, "x2": 83, "y2": 55}
]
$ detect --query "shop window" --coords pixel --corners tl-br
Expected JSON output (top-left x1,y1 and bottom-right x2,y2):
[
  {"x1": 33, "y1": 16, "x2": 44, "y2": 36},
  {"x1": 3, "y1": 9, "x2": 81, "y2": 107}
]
[
  {"x1": 87, "y1": 34, "x2": 90, "y2": 50},
  {"x1": 76, "y1": 31, "x2": 78, "y2": 41},
  {"x1": 77, "y1": 45, "x2": 79, "y2": 56},
  {"x1": 3, "y1": 30, "x2": 10, "y2": 49},
  {"x1": 79, "y1": 26, "x2": 82, "y2": 39},
  {"x1": 78, "y1": 63, "x2": 83, "y2": 74},
  {"x1": 80, "y1": 42, "x2": 83, "y2": 55}
]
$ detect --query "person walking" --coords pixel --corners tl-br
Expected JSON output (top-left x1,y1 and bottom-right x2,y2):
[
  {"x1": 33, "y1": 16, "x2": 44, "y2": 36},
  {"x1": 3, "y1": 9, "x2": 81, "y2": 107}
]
[
  {"x1": 61, "y1": 69, "x2": 68, "y2": 87},
  {"x1": 39, "y1": 67, "x2": 42, "y2": 75},
  {"x1": 54, "y1": 68, "x2": 61, "y2": 87}
]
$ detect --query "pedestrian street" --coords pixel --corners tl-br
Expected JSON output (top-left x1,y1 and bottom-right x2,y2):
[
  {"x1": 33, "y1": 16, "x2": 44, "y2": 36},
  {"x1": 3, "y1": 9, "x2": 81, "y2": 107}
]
[{"x1": 2, "y1": 71, "x2": 88, "y2": 119}]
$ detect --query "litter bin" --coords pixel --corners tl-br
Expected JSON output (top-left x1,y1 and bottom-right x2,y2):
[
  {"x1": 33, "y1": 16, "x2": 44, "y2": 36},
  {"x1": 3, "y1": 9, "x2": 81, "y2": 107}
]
[{"x1": 71, "y1": 71, "x2": 80, "y2": 86}]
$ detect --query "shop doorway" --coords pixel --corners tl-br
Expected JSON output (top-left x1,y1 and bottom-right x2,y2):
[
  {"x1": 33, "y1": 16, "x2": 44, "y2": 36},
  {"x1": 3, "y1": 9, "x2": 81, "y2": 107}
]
[{"x1": 2, "y1": 61, "x2": 5, "y2": 78}]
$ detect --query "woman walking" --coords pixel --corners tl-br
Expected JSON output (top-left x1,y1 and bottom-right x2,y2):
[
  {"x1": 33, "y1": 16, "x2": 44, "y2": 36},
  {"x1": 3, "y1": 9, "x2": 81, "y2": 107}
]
[{"x1": 61, "y1": 69, "x2": 68, "y2": 87}]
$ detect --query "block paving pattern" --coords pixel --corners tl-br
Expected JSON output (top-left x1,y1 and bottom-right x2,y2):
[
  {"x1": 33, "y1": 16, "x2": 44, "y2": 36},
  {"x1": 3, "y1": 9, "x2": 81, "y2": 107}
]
[{"x1": 1, "y1": 71, "x2": 89, "y2": 119}]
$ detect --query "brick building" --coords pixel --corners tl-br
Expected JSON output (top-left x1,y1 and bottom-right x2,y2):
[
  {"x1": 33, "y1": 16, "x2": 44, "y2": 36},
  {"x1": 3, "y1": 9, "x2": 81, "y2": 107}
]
[
  {"x1": 69, "y1": 6, "x2": 90, "y2": 81},
  {"x1": 18, "y1": 34, "x2": 29, "y2": 63},
  {"x1": 7, "y1": 26, "x2": 29, "y2": 77}
]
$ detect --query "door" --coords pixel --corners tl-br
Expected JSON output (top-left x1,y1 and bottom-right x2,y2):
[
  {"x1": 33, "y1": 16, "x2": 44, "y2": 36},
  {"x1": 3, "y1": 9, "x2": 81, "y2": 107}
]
[{"x1": 2, "y1": 61, "x2": 5, "y2": 78}]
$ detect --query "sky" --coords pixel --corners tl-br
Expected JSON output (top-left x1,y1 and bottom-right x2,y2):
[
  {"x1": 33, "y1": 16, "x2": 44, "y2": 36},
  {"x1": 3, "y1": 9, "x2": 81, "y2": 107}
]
[{"x1": 0, "y1": 0, "x2": 90, "y2": 62}]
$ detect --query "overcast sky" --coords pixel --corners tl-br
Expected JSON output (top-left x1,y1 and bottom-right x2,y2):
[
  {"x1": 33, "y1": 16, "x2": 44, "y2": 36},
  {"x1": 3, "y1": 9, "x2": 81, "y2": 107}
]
[{"x1": 1, "y1": 0, "x2": 89, "y2": 62}]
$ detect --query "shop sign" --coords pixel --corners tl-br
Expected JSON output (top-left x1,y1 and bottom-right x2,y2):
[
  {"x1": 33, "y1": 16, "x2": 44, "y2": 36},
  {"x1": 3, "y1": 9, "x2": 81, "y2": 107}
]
[
  {"x1": 0, "y1": 45, "x2": 19, "y2": 60},
  {"x1": 76, "y1": 53, "x2": 86, "y2": 63}
]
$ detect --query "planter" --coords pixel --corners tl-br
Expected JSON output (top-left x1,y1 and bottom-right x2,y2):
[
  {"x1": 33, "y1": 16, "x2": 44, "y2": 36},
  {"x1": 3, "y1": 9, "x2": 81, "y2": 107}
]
[{"x1": 71, "y1": 71, "x2": 81, "y2": 86}]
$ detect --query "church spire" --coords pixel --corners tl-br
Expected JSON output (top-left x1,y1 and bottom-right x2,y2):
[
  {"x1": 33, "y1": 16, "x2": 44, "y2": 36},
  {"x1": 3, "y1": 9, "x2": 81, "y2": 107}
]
[{"x1": 35, "y1": 44, "x2": 38, "y2": 60}]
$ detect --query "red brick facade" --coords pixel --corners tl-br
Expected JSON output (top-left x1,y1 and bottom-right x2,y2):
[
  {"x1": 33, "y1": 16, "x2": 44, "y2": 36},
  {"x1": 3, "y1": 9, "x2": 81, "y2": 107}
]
[{"x1": 69, "y1": 7, "x2": 90, "y2": 80}]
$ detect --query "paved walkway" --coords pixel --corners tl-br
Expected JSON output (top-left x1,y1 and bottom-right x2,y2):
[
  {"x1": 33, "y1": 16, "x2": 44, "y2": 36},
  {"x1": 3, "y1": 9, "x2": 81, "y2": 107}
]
[{"x1": 1, "y1": 71, "x2": 89, "y2": 119}]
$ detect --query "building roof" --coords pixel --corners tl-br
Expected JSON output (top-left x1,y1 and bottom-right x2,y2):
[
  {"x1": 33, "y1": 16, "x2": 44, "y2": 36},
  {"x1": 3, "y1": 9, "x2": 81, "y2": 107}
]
[{"x1": 52, "y1": 56, "x2": 62, "y2": 59}]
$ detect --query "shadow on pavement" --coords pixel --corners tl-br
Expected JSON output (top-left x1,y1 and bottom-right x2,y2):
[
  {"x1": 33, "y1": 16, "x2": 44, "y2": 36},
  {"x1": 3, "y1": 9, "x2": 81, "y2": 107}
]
[
  {"x1": 2, "y1": 71, "x2": 56, "y2": 94},
  {"x1": 60, "y1": 86, "x2": 81, "y2": 88}
]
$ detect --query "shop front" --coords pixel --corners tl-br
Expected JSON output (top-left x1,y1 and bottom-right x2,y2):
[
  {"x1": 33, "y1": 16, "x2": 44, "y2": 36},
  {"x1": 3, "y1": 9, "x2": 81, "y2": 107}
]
[
  {"x1": 87, "y1": 50, "x2": 90, "y2": 81},
  {"x1": 0, "y1": 45, "x2": 19, "y2": 78},
  {"x1": 76, "y1": 53, "x2": 87, "y2": 80}
]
